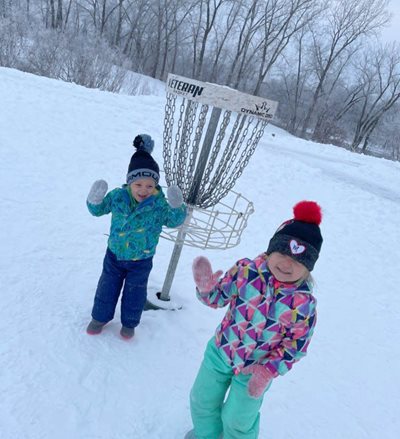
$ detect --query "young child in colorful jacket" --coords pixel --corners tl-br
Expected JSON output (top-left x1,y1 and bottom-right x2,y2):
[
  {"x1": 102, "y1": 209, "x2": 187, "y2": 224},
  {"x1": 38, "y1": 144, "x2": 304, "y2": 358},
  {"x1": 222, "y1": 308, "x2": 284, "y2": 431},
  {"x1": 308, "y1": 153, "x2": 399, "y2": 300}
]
[
  {"x1": 86, "y1": 134, "x2": 186, "y2": 339},
  {"x1": 185, "y1": 201, "x2": 323, "y2": 439}
]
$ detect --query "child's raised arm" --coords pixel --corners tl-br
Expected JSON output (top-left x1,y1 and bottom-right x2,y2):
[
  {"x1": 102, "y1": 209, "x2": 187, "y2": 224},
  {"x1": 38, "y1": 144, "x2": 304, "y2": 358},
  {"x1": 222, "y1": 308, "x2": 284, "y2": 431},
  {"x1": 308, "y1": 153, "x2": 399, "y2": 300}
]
[
  {"x1": 86, "y1": 179, "x2": 111, "y2": 216},
  {"x1": 192, "y1": 256, "x2": 223, "y2": 294},
  {"x1": 87, "y1": 179, "x2": 108, "y2": 205},
  {"x1": 192, "y1": 257, "x2": 243, "y2": 308},
  {"x1": 166, "y1": 185, "x2": 184, "y2": 208}
]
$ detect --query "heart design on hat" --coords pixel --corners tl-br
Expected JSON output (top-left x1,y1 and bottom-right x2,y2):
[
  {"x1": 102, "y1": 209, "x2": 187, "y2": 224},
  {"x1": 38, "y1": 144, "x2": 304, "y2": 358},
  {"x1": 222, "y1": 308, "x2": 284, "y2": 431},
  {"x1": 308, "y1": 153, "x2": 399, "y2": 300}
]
[{"x1": 290, "y1": 239, "x2": 305, "y2": 255}]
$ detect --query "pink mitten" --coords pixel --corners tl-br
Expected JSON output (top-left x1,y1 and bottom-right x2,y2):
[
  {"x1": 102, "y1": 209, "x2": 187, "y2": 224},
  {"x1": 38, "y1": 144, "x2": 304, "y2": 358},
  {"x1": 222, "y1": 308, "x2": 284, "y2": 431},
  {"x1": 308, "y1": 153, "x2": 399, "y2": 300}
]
[
  {"x1": 241, "y1": 364, "x2": 273, "y2": 398},
  {"x1": 192, "y1": 256, "x2": 223, "y2": 294}
]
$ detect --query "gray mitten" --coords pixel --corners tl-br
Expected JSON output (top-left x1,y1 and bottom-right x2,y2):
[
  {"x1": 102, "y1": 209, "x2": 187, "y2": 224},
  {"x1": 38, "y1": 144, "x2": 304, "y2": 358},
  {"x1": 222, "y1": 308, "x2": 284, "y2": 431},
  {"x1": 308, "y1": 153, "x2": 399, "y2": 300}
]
[
  {"x1": 167, "y1": 185, "x2": 184, "y2": 208},
  {"x1": 87, "y1": 180, "x2": 108, "y2": 205}
]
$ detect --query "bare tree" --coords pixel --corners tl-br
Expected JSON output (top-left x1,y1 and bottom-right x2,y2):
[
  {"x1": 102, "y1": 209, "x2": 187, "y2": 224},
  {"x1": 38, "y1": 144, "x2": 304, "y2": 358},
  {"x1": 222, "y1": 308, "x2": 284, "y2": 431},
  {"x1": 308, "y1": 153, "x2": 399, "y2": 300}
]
[
  {"x1": 122, "y1": 0, "x2": 152, "y2": 60},
  {"x1": 76, "y1": 0, "x2": 120, "y2": 33},
  {"x1": 100, "y1": 0, "x2": 121, "y2": 35},
  {"x1": 192, "y1": 0, "x2": 226, "y2": 79},
  {"x1": 224, "y1": 0, "x2": 264, "y2": 88},
  {"x1": 4, "y1": 0, "x2": 400, "y2": 164},
  {"x1": 49, "y1": 0, "x2": 56, "y2": 27},
  {"x1": 64, "y1": 0, "x2": 73, "y2": 29},
  {"x1": 300, "y1": 0, "x2": 390, "y2": 138},
  {"x1": 252, "y1": 0, "x2": 323, "y2": 95},
  {"x1": 56, "y1": 0, "x2": 63, "y2": 28},
  {"x1": 46, "y1": 0, "x2": 63, "y2": 29},
  {"x1": 114, "y1": 0, "x2": 124, "y2": 46},
  {"x1": 375, "y1": 107, "x2": 400, "y2": 160},
  {"x1": 159, "y1": 1, "x2": 197, "y2": 79},
  {"x1": 77, "y1": 0, "x2": 99, "y2": 29},
  {"x1": 311, "y1": 46, "x2": 358, "y2": 143},
  {"x1": 350, "y1": 44, "x2": 400, "y2": 152},
  {"x1": 208, "y1": 0, "x2": 243, "y2": 82},
  {"x1": 279, "y1": 29, "x2": 312, "y2": 135}
]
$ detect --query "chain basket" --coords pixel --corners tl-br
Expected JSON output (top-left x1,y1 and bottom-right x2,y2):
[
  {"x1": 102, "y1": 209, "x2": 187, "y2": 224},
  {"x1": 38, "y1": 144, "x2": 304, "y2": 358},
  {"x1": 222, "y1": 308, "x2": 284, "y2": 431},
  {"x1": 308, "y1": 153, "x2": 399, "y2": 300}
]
[
  {"x1": 161, "y1": 189, "x2": 254, "y2": 250},
  {"x1": 163, "y1": 91, "x2": 270, "y2": 209}
]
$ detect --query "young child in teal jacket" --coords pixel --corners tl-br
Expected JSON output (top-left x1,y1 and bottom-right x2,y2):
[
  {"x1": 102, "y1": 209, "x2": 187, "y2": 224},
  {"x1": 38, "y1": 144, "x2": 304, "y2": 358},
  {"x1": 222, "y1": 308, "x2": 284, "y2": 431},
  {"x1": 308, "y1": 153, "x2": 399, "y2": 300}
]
[
  {"x1": 186, "y1": 201, "x2": 323, "y2": 439},
  {"x1": 86, "y1": 134, "x2": 186, "y2": 339}
]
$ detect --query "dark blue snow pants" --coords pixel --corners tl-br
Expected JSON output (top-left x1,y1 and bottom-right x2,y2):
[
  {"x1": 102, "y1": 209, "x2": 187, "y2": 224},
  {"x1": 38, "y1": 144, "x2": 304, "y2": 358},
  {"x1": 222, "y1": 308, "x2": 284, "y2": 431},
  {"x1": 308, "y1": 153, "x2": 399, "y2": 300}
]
[{"x1": 91, "y1": 248, "x2": 153, "y2": 328}]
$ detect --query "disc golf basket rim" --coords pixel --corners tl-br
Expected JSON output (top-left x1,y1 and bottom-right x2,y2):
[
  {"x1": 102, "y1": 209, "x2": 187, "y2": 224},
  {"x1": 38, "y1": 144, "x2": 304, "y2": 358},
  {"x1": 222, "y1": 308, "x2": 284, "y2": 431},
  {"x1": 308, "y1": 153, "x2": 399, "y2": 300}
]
[{"x1": 160, "y1": 187, "x2": 254, "y2": 250}]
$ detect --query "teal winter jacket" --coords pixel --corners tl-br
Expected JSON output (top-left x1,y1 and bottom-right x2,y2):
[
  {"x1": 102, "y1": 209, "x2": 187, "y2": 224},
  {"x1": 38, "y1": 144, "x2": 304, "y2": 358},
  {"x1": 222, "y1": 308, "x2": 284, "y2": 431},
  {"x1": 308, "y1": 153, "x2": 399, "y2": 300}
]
[{"x1": 87, "y1": 185, "x2": 186, "y2": 260}]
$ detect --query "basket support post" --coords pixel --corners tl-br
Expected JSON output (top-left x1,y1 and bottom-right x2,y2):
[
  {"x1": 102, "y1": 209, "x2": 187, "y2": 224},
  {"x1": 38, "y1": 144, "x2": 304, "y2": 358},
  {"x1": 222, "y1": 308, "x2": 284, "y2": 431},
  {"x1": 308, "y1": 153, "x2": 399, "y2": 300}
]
[
  {"x1": 159, "y1": 225, "x2": 186, "y2": 301},
  {"x1": 187, "y1": 107, "x2": 221, "y2": 204},
  {"x1": 157, "y1": 207, "x2": 193, "y2": 302},
  {"x1": 155, "y1": 108, "x2": 221, "y2": 302}
]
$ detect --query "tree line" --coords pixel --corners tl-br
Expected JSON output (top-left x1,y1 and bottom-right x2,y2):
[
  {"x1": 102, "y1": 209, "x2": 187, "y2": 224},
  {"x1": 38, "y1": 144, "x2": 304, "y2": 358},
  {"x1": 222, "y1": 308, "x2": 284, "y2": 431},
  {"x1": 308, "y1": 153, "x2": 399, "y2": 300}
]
[{"x1": 1, "y1": 0, "x2": 399, "y2": 160}]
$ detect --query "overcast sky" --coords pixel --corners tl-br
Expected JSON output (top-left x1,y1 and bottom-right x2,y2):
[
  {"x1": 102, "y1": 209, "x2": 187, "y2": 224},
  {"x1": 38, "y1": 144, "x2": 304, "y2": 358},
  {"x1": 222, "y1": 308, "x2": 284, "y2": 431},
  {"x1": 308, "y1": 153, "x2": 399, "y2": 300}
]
[{"x1": 382, "y1": 0, "x2": 400, "y2": 42}]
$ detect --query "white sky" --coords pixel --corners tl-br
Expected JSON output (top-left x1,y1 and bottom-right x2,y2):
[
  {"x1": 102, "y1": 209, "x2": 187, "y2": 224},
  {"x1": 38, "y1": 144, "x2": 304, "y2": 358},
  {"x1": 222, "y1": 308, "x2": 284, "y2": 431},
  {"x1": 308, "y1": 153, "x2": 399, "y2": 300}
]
[{"x1": 382, "y1": 0, "x2": 400, "y2": 42}]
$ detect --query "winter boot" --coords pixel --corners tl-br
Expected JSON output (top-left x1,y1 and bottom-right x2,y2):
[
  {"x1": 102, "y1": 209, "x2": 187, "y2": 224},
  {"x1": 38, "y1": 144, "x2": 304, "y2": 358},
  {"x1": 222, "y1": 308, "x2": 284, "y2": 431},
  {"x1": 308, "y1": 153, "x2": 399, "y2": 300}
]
[
  {"x1": 120, "y1": 326, "x2": 135, "y2": 339},
  {"x1": 86, "y1": 319, "x2": 106, "y2": 335}
]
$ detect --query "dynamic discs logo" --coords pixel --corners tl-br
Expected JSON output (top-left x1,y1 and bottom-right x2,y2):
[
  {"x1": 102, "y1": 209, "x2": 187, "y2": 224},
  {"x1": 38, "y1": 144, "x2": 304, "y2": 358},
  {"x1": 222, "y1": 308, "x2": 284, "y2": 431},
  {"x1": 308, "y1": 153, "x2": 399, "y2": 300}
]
[
  {"x1": 168, "y1": 78, "x2": 204, "y2": 98},
  {"x1": 241, "y1": 101, "x2": 273, "y2": 119}
]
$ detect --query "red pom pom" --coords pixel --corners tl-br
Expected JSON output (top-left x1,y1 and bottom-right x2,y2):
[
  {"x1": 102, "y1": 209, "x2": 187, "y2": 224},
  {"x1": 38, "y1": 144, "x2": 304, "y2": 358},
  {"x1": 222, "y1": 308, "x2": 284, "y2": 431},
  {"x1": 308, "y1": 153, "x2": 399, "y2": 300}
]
[{"x1": 293, "y1": 201, "x2": 322, "y2": 225}]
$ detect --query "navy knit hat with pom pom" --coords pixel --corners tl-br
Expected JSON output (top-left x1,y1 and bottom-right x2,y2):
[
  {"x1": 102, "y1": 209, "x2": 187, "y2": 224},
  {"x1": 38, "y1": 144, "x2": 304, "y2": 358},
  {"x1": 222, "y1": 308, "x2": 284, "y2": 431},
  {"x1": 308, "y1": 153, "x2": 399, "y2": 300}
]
[
  {"x1": 127, "y1": 134, "x2": 160, "y2": 184},
  {"x1": 266, "y1": 201, "x2": 323, "y2": 271}
]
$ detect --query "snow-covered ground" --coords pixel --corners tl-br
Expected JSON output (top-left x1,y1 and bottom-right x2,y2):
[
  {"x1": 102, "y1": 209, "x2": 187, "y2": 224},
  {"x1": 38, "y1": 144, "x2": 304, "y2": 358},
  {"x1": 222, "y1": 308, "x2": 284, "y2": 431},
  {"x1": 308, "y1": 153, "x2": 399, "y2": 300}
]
[{"x1": 1, "y1": 67, "x2": 399, "y2": 439}]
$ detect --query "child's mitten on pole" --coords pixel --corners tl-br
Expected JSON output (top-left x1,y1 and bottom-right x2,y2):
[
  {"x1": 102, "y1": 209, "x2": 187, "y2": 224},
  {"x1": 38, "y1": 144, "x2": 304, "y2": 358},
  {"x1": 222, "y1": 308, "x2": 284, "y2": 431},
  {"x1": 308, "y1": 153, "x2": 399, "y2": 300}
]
[
  {"x1": 241, "y1": 364, "x2": 273, "y2": 398},
  {"x1": 167, "y1": 185, "x2": 184, "y2": 208},
  {"x1": 192, "y1": 256, "x2": 223, "y2": 294},
  {"x1": 87, "y1": 180, "x2": 108, "y2": 205}
]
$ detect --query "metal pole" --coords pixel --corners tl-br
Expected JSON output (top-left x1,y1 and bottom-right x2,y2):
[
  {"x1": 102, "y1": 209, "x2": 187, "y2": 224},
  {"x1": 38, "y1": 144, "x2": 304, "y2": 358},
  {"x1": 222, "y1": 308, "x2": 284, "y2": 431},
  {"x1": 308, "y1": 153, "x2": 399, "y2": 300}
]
[
  {"x1": 158, "y1": 207, "x2": 192, "y2": 301},
  {"x1": 158, "y1": 108, "x2": 222, "y2": 302},
  {"x1": 187, "y1": 107, "x2": 222, "y2": 204}
]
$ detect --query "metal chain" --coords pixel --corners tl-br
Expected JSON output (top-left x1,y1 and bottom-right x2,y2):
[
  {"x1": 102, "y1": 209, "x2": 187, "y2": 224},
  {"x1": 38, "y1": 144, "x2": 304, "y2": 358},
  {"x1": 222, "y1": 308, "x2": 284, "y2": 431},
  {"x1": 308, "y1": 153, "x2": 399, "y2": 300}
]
[
  {"x1": 170, "y1": 98, "x2": 186, "y2": 187},
  {"x1": 199, "y1": 109, "x2": 232, "y2": 198},
  {"x1": 199, "y1": 114, "x2": 248, "y2": 207},
  {"x1": 162, "y1": 95, "x2": 269, "y2": 209},
  {"x1": 219, "y1": 116, "x2": 251, "y2": 191},
  {"x1": 162, "y1": 92, "x2": 176, "y2": 183},
  {"x1": 222, "y1": 119, "x2": 267, "y2": 196},
  {"x1": 200, "y1": 115, "x2": 241, "y2": 203},
  {"x1": 178, "y1": 100, "x2": 198, "y2": 195},
  {"x1": 184, "y1": 104, "x2": 209, "y2": 196}
]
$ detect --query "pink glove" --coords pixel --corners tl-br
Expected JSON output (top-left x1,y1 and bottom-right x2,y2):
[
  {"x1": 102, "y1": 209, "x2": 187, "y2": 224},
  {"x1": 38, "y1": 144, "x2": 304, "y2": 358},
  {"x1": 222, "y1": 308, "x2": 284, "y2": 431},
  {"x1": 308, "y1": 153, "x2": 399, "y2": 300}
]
[
  {"x1": 192, "y1": 256, "x2": 223, "y2": 294},
  {"x1": 241, "y1": 364, "x2": 274, "y2": 398}
]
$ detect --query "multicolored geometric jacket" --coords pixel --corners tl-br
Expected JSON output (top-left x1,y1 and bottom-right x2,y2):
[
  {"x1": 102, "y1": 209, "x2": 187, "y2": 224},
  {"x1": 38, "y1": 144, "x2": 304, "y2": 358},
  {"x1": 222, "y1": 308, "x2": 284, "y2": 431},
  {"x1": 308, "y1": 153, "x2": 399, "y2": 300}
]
[
  {"x1": 87, "y1": 185, "x2": 186, "y2": 260},
  {"x1": 197, "y1": 253, "x2": 317, "y2": 377}
]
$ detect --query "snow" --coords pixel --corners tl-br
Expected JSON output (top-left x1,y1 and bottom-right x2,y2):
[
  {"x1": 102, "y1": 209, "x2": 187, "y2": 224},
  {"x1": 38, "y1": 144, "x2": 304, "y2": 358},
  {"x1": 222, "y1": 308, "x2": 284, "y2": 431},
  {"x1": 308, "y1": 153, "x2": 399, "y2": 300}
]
[{"x1": 1, "y1": 66, "x2": 400, "y2": 439}]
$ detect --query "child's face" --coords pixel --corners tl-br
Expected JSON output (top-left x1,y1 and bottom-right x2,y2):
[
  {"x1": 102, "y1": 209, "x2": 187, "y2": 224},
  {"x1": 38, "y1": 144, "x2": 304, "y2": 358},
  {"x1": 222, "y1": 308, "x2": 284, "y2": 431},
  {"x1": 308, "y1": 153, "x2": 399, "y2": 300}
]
[
  {"x1": 130, "y1": 178, "x2": 156, "y2": 202},
  {"x1": 267, "y1": 252, "x2": 308, "y2": 283}
]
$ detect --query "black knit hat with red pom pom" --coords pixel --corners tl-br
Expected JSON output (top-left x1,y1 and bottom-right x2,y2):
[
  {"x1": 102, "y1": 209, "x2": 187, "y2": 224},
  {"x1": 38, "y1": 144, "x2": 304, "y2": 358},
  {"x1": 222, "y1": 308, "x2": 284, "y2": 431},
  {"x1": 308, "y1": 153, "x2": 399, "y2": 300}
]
[{"x1": 266, "y1": 201, "x2": 323, "y2": 271}]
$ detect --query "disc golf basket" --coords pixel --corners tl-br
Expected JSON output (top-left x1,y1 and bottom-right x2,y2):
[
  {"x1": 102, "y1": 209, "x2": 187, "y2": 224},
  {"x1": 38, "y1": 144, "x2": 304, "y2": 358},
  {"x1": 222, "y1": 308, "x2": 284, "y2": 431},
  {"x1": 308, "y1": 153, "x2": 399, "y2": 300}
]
[{"x1": 145, "y1": 73, "x2": 278, "y2": 310}]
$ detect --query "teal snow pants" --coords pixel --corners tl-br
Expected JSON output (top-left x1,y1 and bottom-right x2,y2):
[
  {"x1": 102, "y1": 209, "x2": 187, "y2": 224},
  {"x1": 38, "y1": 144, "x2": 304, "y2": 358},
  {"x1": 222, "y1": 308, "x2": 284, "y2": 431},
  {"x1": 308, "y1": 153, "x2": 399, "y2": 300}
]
[{"x1": 189, "y1": 338, "x2": 270, "y2": 439}]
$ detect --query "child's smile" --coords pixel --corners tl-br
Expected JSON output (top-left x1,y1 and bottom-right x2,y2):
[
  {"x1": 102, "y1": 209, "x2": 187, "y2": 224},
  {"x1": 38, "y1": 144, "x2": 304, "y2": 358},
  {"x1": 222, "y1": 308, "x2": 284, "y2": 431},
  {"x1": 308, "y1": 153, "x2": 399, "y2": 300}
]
[
  {"x1": 130, "y1": 178, "x2": 156, "y2": 203},
  {"x1": 267, "y1": 252, "x2": 308, "y2": 283}
]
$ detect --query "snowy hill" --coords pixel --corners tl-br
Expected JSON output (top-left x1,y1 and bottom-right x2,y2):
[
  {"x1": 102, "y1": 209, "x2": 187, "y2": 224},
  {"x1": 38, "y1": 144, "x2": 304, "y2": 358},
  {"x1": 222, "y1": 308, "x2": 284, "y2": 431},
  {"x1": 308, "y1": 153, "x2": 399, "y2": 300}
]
[{"x1": 1, "y1": 67, "x2": 399, "y2": 439}]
